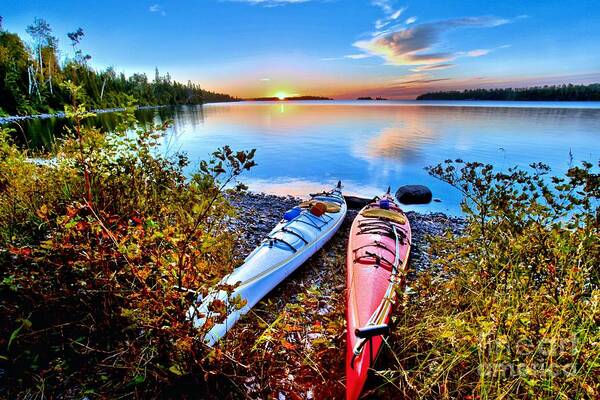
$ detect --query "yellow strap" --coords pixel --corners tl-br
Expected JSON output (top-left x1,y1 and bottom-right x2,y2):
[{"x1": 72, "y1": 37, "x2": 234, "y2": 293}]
[
  {"x1": 299, "y1": 200, "x2": 341, "y2": 213},
  {"x1": 361, "y1": 208, "x2": 407, "y2": 225}
]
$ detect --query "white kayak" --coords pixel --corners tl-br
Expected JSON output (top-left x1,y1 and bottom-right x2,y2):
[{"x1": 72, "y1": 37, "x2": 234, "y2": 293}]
[{"x1": 188, "y1": 183, "x2": 347, "y2": 346}]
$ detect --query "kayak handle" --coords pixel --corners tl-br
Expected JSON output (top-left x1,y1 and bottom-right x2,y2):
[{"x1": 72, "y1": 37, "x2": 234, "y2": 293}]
[
  {"x1": 350, "y1": 324, "x2": 390, "y2": 369},
  {"x1": 355, "y1": 324, "x2": 389, "y2": 339}
]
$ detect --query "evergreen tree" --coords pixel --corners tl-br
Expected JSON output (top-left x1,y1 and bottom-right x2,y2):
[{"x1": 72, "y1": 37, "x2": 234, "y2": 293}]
[{"x1": 0, "y1": 18, "x2": 238, "y2": 116}]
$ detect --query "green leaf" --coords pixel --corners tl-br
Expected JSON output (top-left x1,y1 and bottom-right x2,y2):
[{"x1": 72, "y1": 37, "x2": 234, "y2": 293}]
[
  {"x1": 8, "y1": 318, "x2": 31, "y2": 350},
  {"x1": 132, "y1": 374, "x2": 146, "y2": 385},
  {"x1": 169, "y1": 364, "x2": 184, "y2": 376}
]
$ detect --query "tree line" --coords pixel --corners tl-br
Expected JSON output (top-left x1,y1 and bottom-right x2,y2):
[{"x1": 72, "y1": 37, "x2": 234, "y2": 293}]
[
  {"x1": 0, "y1": 16, "x2": 238, "y2": 116},
  {"x1": 416, "y1": 83, "x2": 600, "y2": 101}
]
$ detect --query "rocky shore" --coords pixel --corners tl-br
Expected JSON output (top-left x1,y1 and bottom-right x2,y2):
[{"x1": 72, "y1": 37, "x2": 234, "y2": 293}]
[
  {"x1": 0, "y1": 104, "x2": 168, "y2": 125},
  {"x1": 228, "y1": 191, "x2": 465, "y2": 272}
]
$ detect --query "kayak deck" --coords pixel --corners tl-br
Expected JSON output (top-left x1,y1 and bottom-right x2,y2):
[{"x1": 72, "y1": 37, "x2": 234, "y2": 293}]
[{"x1": 345, "y1": 195, "x2": 411, "y2": 400}]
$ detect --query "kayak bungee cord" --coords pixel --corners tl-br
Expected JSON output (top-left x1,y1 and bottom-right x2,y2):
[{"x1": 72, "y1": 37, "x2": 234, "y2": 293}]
[
  {"x1": 233, "y1": 191, "x2": 344, "y2": 290},
  {"x1": 350, "y1": 203, "x2": 411, "y2": 369}
]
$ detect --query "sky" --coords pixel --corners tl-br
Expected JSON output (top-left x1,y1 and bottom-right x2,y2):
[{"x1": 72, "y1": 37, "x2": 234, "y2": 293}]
[{"x1": 3, "y1": 0, "x2": 600, "y2": 99}]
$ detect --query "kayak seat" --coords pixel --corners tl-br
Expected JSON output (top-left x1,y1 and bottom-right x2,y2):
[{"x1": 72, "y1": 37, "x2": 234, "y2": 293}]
[
  {"x1": 299, "y1": 200, "x2": 342, "y2": 213},
  {"x1": 361, "y1": 208, "x2": 407, "y2": 225}
]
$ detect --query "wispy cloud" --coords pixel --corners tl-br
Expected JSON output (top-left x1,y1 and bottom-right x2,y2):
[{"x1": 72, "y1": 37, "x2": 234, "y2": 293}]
[
  {"x1": 372, "y1": 0, "x2": 405, "y2": 30},
  {"x1": 410, "y1": 63, "x2": 454, "y2": 72},
  {"x1": 259, "y1": 77, "x2": 271, "y2": 81},
  {"x1": 354, "y1": 16, "x2": 513, "y2": 66},
  {"x1": 224, "y1": 0, "x2": 311, "y2": 6},
  {"x1": 344, "y1": 54, "x2": 373, "y2": 59},
  {"x1": 456, "y1": 44, "x2": 511, "y2": 58},
  {"x1": 320, "y1": 53, "x2": 374, "y2": 61},
  {"x1": 405, "y1": 16, "x2": 416, "y2": 24},
  {"x1": 390, "y1": 72, "x2": 451, "y2": 85},
  {"x1": 371, "y1": 0, "x2": 393, "y2": 14},
  {"x1": 466, "y1": 49, "x2": 490, "y2": 57},
  {"x1": 375, "y1": 8, "x2": 405, "y2": 30},
  {"x1": 149, "y1": 4, "x2": 166, "y2": 16}
]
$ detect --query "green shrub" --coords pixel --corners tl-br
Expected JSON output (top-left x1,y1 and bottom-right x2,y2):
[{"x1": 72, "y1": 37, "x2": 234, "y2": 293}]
[
  {"x1": 0, "y1": 83, "x2": 256, "y2": 397},
  {"x1": 383, "y1": 160, "x2": 599, "y2": 399}
]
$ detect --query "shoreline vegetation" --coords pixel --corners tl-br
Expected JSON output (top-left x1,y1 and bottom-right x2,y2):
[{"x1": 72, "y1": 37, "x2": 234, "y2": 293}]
[
  {"x1": 0, "y1": 17, "x2": 238, "y2": 118},
  {"x1": 416, "y1": 83, "x2": 600, "y2": 101},
  {"x1": 0, "y1": 87, "x2": 598, "y2": 398}
]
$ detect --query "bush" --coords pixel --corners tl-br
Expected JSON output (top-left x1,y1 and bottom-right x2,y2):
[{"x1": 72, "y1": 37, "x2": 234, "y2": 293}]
[
  {"x1": 382, "y1": 160, "x2": 599, "y2": 399},
  {"x1": 0, "y1": 83, "x2": 256, "y2": 398}
]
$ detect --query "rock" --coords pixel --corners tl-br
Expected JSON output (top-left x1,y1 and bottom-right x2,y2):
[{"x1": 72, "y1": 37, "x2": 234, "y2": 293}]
[
  {"x1": 343, "y1": 195, "x2": 372, "y2": 209},
  {"x1": 395, "y1": 185, "x2": 432, "y2": 205}
]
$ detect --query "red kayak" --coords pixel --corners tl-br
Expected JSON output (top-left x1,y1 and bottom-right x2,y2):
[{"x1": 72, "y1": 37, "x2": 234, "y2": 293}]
[{"x1": 345, "y1": 191, "x2": 411, "y2": 400}]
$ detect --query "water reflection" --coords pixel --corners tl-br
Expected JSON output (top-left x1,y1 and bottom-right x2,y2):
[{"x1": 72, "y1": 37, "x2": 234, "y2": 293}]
[
  {"x1": 360, "y1": 111, "x2": 436, "y2": 161},
  {"x1": 8, "y1": 105, "x2": 191, "y2": 151},
  {"x1": 7, "y1": 101, "x2": 600, "y2": 214}
]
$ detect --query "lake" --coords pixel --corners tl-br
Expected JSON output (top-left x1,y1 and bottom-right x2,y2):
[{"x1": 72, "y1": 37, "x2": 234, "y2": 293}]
[{"x1": 10, "y1": 100, "x2": 600, "y2": 214}]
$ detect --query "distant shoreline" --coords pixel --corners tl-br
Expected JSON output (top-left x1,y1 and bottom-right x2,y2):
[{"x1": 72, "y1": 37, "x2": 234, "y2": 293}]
[
  {"x1": 416, "y1": 98, "x2": 600, "y2": 102},
  {"x1": 416, "y1": 83, "x2": 600, "y2": 101},
  {"x1": 245, "y1": 96, "x2": 333, "y2": 101}
]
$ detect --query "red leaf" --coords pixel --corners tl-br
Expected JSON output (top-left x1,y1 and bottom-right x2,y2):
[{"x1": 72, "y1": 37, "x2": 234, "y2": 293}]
[{"x1": 9, "y1": 246, "x2": 32, "y2": 257}]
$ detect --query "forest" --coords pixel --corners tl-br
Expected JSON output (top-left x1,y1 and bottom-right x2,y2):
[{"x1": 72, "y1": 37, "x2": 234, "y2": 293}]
[
  {"x1": 416, "y1": 83, "x2": 600, "y2": 101},
  {"x1": 0, "y1": 17, "x2": 237, "y2": 116}
]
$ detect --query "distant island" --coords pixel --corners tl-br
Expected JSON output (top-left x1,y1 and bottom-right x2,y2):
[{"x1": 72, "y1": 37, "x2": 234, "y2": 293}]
[
  {"x1": 249, "y1": 96, "x2": 333, "y2": 101},
  {"x1": 356, "y1": 96, "x2": 388, "y2": 100},
  {"x1": 416, "y1": 83, "x2": 600, "y2": 101}
]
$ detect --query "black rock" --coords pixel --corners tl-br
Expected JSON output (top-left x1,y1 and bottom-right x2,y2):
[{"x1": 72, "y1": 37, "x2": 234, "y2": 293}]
[
  {"x1": 395, "y1": 185, "x2": 432, "y2": 205},
  {"x1": 343, "y1": 195, "x2": 372, "y2": 209}
]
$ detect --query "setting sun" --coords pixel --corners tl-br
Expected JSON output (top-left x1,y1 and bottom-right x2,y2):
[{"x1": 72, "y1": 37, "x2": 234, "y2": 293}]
[{"x1": 275, "y1": 91, "x2": 287, "y2": 100}]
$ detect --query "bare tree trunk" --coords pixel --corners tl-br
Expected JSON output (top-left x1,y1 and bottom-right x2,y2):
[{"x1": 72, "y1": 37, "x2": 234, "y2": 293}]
[
  {"x1": 48, "y1": 61, "x2": 53, "y2": 95},
  {"x1": 32, "y1": 68, "x2": 41, "y2": 101},
  {"x1": 28, "y1": 65, "x2": 42, "y2": 101},
  {"x1": 27, "y1": 65, "x2": 33, "y2": 95},
  {"x1": 35, "y1": 79, "x2": 42, "y2": 101},
  {"x1": 38, "y1": 46, "x2": 43, "y2": 78},
  {"x1": 100, "y1": 78, "x2": 107, "y2": 101}
]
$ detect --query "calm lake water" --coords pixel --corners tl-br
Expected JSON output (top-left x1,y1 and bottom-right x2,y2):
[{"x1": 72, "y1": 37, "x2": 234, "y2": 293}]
[{"x1": 10, "y1": 100, "x2": 600, "y2": 214}]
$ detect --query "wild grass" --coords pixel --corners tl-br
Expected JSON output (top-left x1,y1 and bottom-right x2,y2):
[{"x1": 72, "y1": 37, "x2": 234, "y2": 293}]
[{"x1": 381, "y1": 160, "x2": 599, "y2": 399}]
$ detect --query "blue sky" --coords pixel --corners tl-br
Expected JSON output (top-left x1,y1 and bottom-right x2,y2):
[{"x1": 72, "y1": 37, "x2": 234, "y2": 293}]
[{"x1": 3, "y1": 0, "x2": 600, "y2": 98}]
